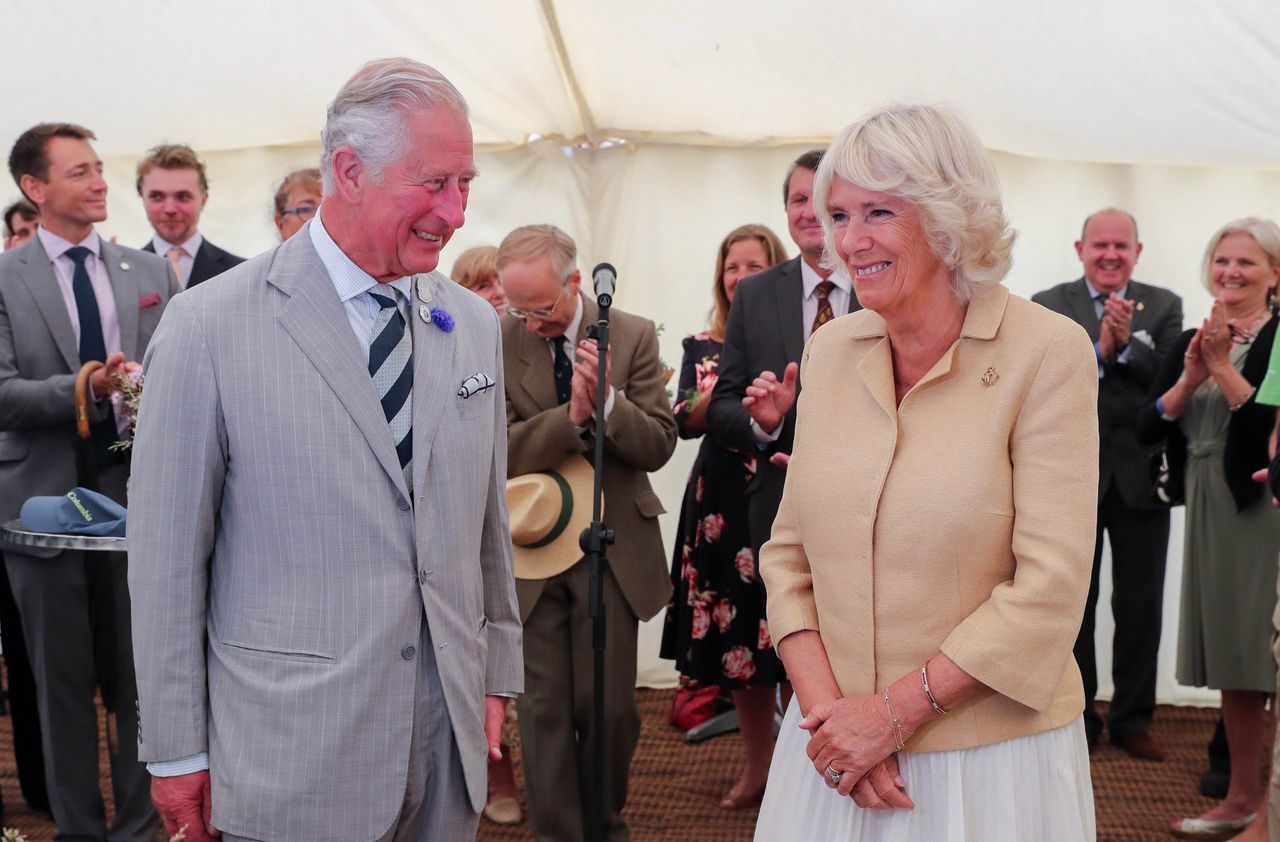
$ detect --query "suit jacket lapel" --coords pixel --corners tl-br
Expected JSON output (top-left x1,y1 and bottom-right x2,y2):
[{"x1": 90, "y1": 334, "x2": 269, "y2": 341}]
[
  {"x1": 102, "y1": 241, "x2": 140, "y2": 361},
  {"x1": 1068, "y1": 279, "x2": 1101, "y2": 340},
  {"x1": 188, "y1": 240, "x2": 217, "y2": 288},
  {"x1": 776, "y1": 258, "x2": 805, "y2": 364},
  {"x1": 271, "y1": 236, "x2": 409, "y2": 497},
  {"x1": 513, "y1": 327, "x2": 558, "y2": 409},
  {"x1": 410, "y1": 273, "x2": 457, "y2": 490},
  {"x1": 1126, "y1": 281, "x2": 1150, "y2": 332},
  {"x1": 15, "y1": 237, "x2": 79, "y2": 371}
]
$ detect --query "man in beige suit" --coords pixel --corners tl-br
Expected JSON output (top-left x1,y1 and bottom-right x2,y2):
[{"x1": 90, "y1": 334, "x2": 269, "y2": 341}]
[{"x1": 498, "y1": 224, "x2": 676, "y2": 841}]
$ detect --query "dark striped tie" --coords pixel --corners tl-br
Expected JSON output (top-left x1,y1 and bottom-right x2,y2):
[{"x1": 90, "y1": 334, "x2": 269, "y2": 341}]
[
  {"x1": 367, "y1": 289, "x2": 412, "y2": 487},
  {"x1": 64, "y1": 246, "x2": 117, "y2": 464}
]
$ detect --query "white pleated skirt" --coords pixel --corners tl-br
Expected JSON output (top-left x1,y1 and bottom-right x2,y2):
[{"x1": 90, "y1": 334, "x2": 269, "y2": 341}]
[{"x1": 755, "y1": 702, "x2": 1096, "y2": 842}]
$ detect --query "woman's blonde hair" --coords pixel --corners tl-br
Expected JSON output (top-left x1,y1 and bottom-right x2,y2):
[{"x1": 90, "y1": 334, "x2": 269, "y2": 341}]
[
  {"x1": 813, "y1": 103, "x2": 1015, "y2": 301},
  {"x1": 1200, "y1": 217, "x2": 1280, "y2": 303},
  {"x1": 450, "y1": 245, "x2": 498, "y2": 290},
  {"x1": 708, "y1": 224, "x2": 787, "y2": 340}
]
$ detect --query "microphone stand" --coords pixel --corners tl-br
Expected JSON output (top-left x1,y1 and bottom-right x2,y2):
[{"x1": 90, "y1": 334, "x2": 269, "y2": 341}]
[{"x1": 580, "y1": 286, "x2": 614, "y2": 842}]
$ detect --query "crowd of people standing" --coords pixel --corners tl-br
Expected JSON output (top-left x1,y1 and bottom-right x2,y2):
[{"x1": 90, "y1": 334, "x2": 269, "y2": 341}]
[{"x1": 1, "y1": 56, "x2": 1279, "y2": 842}]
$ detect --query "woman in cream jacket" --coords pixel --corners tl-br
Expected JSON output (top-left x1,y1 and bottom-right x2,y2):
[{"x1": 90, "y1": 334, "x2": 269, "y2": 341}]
[{"x1": 754, "y1": 104, "x2": 1099, "y2": 841}]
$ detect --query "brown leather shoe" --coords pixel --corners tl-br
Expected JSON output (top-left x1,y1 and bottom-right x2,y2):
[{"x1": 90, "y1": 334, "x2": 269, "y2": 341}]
[{"x1": 1113, "y1": 730, "x2": 1165, "y2": 761}]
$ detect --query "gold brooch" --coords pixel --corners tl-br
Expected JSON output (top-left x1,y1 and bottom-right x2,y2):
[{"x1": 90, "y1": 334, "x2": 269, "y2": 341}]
[{"x1": 981, "y1": 367, "x2": 999, "y2": 387}]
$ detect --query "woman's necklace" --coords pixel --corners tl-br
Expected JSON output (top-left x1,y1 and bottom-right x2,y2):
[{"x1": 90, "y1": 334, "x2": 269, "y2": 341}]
[{"x1": 1228, "y1": 310, "x2": 1269, "y2": 344}]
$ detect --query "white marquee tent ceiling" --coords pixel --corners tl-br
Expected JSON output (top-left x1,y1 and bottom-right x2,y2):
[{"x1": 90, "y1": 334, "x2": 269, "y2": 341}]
[{"x1": 5, "y1": 0, "x2": 1279, "y2": 167}]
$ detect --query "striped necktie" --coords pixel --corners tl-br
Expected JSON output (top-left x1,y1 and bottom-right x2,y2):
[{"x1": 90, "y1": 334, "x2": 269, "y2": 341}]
[{"x1": 367, "y1": 289, "x2": 413, "y2": 489}]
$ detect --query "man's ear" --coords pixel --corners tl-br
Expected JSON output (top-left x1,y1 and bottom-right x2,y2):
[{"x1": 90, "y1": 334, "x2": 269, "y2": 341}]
[
  {"x1": 566, "y1": 268, "x2": 582, "y2": 295},
  {"x1": 329, "y1": 147, "x2": 365, "y2": 205},
  {"x1": 18, "y1": 174, "x2": 45, "y2": 207}
]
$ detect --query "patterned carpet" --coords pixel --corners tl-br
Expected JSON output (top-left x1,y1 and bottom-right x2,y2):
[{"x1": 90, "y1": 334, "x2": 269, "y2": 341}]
[{"x1": 0, "y1": 691, "x2": 1239, "y2": 841}]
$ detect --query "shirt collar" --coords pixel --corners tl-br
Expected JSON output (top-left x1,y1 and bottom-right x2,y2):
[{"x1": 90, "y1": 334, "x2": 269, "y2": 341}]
[
  {"x1": 800, "y1": 257, "x2": 852, "y2": 298},
  {"x1": 1083, "y1": 278, "x2": 1128, "y2": 301},
  {"x1": 37, "y1": 225, "x2": 100, "y2": 262},
  {"x1": 308, "y1": 209, "x2": 411, "y2": 303},
  {"x1": 562, "y1": 293, "x2": 585, "y2": 342},
  {"x1": 151, "y1": 231, "x2": 203, "y2": 259}
]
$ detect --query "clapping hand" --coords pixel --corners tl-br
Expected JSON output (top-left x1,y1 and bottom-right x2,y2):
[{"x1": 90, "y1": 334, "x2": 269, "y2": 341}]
[
  {"x1": 1097, "y1": 294, "x2": 1134, "y2": 360},
  {"x1": 742, "y1": 363, "x2": 798, "y2": 435},
  {"x1": 1198, "y1": 300, "x2": 1232, "y2": 372},
  {"x1": 1179, "y1": 330, "x2": 1209, "y2": 387},
  {"x1": 568, "y1": 339, "x2": 611, "y2": 427}
]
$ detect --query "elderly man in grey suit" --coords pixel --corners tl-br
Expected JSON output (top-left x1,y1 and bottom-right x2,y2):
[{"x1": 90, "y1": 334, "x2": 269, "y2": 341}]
[
  {"x1": 0, "y1": 122, "x2": 174, "y2": 840},
  {"x1": 128, "y1": 58, "x2": 523, "y2": 842}
]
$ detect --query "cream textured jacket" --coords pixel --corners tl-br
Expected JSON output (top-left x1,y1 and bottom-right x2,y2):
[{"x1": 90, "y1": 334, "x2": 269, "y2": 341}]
[{"x1": 761, "y1": 284, "x2": 1099, "y2": 752}]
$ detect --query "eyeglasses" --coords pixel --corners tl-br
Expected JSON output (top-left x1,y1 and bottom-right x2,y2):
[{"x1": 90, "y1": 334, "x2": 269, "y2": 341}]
[
  {"x1": 507, "y1": 283, "x2": 570, "y2": 320},
  {"x1": 282, "y1": 204, "x2": 318, "y2": 221}
]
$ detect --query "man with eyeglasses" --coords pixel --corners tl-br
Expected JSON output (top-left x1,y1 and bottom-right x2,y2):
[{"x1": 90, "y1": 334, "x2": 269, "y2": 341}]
[
  {"x1": 137, "y1": 143, "x2": 244, "y2": 288},
  {"x1": 498, "y1": 223, "x2": 676, "y2": 841},
  {"x1": 273, "y1": 167, "x2": 323, "y2": 241}
]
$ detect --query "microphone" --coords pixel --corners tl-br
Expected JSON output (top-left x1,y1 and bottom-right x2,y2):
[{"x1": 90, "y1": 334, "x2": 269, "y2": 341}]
[{"x1": 592, "y1": 262, "x2": 617, "y2": 305}]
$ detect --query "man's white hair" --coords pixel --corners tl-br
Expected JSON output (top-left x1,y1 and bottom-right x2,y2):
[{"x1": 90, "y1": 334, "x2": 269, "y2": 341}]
[{"x1": 320, "y1": 57, "x2": 469, "y2": 195}]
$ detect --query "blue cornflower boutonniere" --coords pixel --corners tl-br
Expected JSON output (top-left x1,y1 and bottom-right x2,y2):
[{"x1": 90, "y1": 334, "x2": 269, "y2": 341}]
[
  {"x1": 413, "y1": 274, "x2": 454, "y2": 333},
  {"x1": 430, "y1": 307, "x2": 455, "y2": 333}
]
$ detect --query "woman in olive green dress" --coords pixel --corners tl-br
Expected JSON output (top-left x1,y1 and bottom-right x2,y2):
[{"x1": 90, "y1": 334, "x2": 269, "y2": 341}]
[{"x1": 1139, "y1": 217, "x2": 1280, "y2": 840}]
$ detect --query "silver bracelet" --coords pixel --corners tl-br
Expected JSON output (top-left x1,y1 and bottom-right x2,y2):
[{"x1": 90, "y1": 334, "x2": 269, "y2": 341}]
[
  {"x1": 920, "y1": 663, "x2": 947, "y2": 716},
  {"x1": 1228, "y1": 386, "x2": 1256, "y2": 413}
]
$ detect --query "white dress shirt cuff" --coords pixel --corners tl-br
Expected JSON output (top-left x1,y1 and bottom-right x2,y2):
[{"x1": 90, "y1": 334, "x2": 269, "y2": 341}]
[
  {"x1": 593, "y1": 386, "x2": 617, "y2": 423},
  {"x1": 750, "y1": 417, "x2": 783, "y2": 445},
  {"x1": 148, "y1": 752, "x2": 209, "y2": 777}
]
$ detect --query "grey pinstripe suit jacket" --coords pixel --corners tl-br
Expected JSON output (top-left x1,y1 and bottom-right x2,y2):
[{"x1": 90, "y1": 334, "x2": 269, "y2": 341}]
[{"x1": 127, "y1": 227, "x2": 523, "y2": 841}]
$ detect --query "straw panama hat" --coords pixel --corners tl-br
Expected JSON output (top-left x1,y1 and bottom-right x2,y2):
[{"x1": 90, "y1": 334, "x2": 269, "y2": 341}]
[{"x1": 507, "y1": 456, "x2": 602, "y2": 580}]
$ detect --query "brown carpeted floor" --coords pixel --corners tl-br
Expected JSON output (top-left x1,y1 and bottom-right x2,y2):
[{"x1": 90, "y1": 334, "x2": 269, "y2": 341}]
[{"x1": 0, "y1": 691, "x2": 1241, "y2": 841}]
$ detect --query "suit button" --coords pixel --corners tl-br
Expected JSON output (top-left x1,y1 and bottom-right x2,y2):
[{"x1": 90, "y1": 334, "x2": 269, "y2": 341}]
[
  {"x1": 401, "y1": 645, "x2": 416, "y2": 660},
  {"x1": 397, "y1": 498, "x2": 411, "y2": 511},
  {"x1": 438, "y1": 642, "x2": 447, "y2": 652},
  {"x1": 418, "y1": 569, "x2": 430, "y2": 585}
]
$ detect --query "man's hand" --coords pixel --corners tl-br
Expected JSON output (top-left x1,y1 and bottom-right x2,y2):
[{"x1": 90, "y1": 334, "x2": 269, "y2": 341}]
[
  {"x1": 88, "y1": 352, "x2": 128, "y2": 397},
  {"x1": 742, "y1": 363, "x2": 798, "y2": 434},
  {"x1": 152, "y1": 770, "x2": 219, "y2": 840},
  {"x1": 769, "y1": 452, "x2": 791, "y2": 469},
  {"x1": 569, "y1": 339, "x2": 612, "y2": 427},
  {"x1": 484, "y1": 696, "x2": 508, "y2": 762},
  {"x1": 1102, "y1": 295, "x2": 1134, "y2": 350}
]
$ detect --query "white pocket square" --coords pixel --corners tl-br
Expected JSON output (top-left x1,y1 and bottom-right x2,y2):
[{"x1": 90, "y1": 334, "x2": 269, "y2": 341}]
[
  {"x1": 458, "y1": 372, "x2": 496, "y2": 399},
  {"x1": 1133, "y1": 329, "x2": 1154, "y2": 348}
]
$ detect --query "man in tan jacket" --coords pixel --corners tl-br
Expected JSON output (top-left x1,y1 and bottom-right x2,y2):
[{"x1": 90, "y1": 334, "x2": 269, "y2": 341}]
[{"x1": 498, "y1": 224, "x2": 676, "y2": 841}]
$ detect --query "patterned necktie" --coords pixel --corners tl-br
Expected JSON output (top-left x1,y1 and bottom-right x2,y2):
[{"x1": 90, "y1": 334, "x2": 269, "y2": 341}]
[
  {"x1": 551, "y1": 335, "x2": 572, "y2": 406},
  {"x1": 165, "y1": 246, "x2": 185, "y2": 288},
  {"x1": 811, "y1": 280, "x2": 836, "y2": 336},
  {"x1": 64, "y1": 246, "x2": 116, "y2": 463},
  {"x1": 367, "y1": 289, "x2": 413, "y2": 487}
]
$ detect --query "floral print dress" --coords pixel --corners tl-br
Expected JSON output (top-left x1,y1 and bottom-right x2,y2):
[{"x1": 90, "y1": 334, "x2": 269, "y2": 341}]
[{"x1": 659, "y1": 334, "x2": 783, "y2": 688}]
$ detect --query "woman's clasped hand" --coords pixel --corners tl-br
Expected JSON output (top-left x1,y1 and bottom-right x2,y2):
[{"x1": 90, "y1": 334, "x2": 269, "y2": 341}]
[{"x1": 800, "y1": 694, "x2": 914, "y2": 808}]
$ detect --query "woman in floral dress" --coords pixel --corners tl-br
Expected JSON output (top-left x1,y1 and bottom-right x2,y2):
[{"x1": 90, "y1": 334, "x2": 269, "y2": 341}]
[{"x1": 661, "y1": 223, "x2": 788, "y2": 809}]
